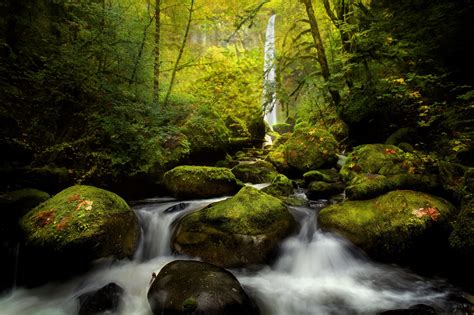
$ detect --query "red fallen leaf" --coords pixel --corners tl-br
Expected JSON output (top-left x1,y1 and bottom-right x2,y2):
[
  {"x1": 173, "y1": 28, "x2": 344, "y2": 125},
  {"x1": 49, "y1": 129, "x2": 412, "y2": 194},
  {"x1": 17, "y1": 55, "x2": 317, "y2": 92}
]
[
  {"x1": 412, "y1": 207, "x2": 440, "y2": 220},
  {"x1": 35, "y1": 209, "x2": 56, "y2": 227},
  {"x1": 68, "y1": 194, "x2": 81, "y2": 203},
  {"x1": 385, "y1": 148, "x2": 397, "y2": 155},
  {"x1": 56, "y1": 216, "x2": 70, "y2": 231}
]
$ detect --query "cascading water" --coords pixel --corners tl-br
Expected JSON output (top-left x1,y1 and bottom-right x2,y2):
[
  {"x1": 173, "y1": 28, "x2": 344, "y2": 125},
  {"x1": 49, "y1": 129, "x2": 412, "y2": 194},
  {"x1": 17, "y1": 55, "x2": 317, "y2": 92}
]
[
  {"x1": 0, "y1": 194, "x2": 462, "y2": 315},
  {"x1": 263, "y1": 14, "x2": 278, "y2": 131}
]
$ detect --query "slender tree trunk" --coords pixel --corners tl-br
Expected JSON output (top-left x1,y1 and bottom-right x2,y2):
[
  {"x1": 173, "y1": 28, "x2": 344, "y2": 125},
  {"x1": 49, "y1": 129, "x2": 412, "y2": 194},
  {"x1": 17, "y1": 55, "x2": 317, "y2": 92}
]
[
  {"x1": 153, "y1": 0, "x2": 161, "y2": 105},
  {"x1": 300, "y1": 0, "x2": 341, "y2": 106},
  {"x1": 163, "y1": 0, "x2": 195, "y2": 107}
]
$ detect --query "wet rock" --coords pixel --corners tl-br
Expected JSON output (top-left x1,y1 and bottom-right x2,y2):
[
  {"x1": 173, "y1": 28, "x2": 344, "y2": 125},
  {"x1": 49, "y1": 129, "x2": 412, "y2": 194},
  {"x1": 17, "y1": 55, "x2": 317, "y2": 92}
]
[
  {"x1": 303, "y1": 169, "x2": 340, "y2": 185},
  {"x1": 261, "y1": 174, "x2": 294, "y2": 198},
  {"x1": 20, "y1": 185, "x2": 139, "y2": 285},
  {"x1": 232, "y1": 160, "x2": 278, "y2": 184},
  {"x1": 147, "y1": 260, "x2": 259, "y2": 315},
  {"x1": 163, "y1": 166, "x2": 241, "y2": 199},
  {"x1": 319, "y1": 190, "x2": 455, "y2": 263},
  {"x1": 172, "y1": 186, "x2": 296, "y2": 268},
  {"x1": 78, "y1": 283, "x2": 124, "y2": 315},
  {"x1": 164, "y1": 202, "x2": 189, "y2": 214}
]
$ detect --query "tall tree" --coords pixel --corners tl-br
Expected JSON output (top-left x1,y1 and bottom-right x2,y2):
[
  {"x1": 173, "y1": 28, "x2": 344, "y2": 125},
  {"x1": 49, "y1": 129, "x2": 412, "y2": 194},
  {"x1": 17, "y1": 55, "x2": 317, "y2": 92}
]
[
  {"x1": 300, "y1": 0, "x2": 341, "y2": 106},
  {"x1": 163, "y1": 0, "x2": 195, "y2": 107},
  {"x1": 153, "y1": 0, "x2": 161, "y2": 104}
]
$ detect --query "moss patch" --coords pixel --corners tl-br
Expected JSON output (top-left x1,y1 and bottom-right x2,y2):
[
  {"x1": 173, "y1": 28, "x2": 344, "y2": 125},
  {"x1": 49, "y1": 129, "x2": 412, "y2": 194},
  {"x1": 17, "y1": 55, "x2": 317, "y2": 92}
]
[
  {"x1": 164, "y1": 166, "x2": 240, "y2": 199},
  {"x1": 262, "y1": 174, "x2": 294, "y2": 199},
  {"x1": 319, "y1": 190, "x2": 455, "y2": 262},
  {"x1": 231, "y1": 160, "x2": 278, "y2": 184}
]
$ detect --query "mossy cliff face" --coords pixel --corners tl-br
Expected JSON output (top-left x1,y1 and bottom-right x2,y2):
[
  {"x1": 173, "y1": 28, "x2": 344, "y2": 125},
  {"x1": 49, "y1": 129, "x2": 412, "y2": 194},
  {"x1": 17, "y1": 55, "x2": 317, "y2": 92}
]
[
  {"x1": 340, "y1": 144, "x2": 440, "y2": 200},
  {"x1": 267, "y1": 127, "x2": 338, "y2": 175},
  {"x1": 163, "y1": 166, "x2": 241, "y2": 199},
  {"x1": 147, "y1": 260, "x2": 259, "y2": 315},
  {"x1": 20, "y1": 185, "x2": 139, "y2": 284},
  {"x1": 319, "y1": 190, "x2": 455, "y2": 263},
  {"x1": 172, "y1": 186, "x2": 296, "y2": 268}
]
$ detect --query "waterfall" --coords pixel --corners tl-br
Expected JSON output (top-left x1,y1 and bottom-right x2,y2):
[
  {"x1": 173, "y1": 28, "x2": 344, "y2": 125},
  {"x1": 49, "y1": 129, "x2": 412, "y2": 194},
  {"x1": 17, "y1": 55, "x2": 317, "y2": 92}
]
[{"x1": 263, "y1": 14, "x2": 278, "y2": 131}]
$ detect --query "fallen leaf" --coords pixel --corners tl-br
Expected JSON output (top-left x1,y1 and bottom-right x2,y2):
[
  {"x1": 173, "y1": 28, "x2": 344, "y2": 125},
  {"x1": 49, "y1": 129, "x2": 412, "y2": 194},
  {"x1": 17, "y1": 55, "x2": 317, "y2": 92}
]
[
  {"x1": 76, "y1": 199, "x2": 94, "y2": 211},
  {"x1": 68, "y1": 194, "x2": 81, "y2": 203},
  {"x1": 385, "y1": 148, "x2": 397, "y2": 155},
  {"x1": 412, "y1": 207, "x2": 440, "y2": 220}
]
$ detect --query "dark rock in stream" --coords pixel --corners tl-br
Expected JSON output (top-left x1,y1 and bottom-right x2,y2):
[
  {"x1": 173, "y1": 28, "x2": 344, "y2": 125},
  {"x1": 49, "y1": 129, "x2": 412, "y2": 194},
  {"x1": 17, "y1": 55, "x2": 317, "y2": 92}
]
[
  {"x1": 164, "y1": 202, "x2": 189, "y2": 213},
  {"x1": 78, "y1": 282, "x2": 124, "y2": 315},
  {"x1": 147, "y1": 260, "x2": 259, "y2": 315}
]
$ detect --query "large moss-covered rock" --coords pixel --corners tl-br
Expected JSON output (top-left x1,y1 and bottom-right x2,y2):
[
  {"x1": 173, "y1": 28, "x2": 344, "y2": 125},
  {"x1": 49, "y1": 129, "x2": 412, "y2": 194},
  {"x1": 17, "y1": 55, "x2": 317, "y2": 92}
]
[
  {"x1": 0, "y1": 189, "x2": 50, "y2": 223},
  {"x1": 20, "y1": 185, "x2": 139, "y2": 284},
  {"x1": 147, "y1": 260, "x2": 259, "y2": 315},
  {"x1": 340, "y1": 144, "x2": 440, "y2": 200},
  {"x1": 267, "y1": 127, "x2": 338, "y2": 175},
  {"x1": 303, "y1": 169, "x2": 341, "y2": 185},
  {"x1": 231, "y1": 160, "x2": 278, "y2": 184},
  {"x1": 319, "y1": 190, "x2": 455, "y2": 263},
  {"x1": 164, "y1": 166, "x2": 241, "y2": 199},
  {"x1": 172, "y1": 186, "x2": 296, "y2": 268}
]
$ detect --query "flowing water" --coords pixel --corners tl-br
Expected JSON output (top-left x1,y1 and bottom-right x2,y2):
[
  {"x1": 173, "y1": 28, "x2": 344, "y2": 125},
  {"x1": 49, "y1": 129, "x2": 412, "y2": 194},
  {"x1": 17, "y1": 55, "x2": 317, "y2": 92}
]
[
  {"x1": 263, "y1": 14, "x2": 278, "y2": 130},
  {"x1": 0, "y1": 192, "x2": 461, "y2": 315}
]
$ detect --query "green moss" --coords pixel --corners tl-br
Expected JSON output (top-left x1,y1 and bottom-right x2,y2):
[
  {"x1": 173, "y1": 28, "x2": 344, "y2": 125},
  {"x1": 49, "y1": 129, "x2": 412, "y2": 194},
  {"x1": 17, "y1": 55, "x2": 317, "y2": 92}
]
[
  {"x1": 172, "y1": 186, "x2": 296, "y2": 267},
  {"x1": 182, "y1": 186, "x2": 291, "y2": 235},
  {"x1": 231, "y1": 160, "x2": 278, "y2": 184},
  {"x1": 164, "y1": 166, "x2": 240, "y2": 199},
  {"x1": 262, "y1": 174, "x2": 294, "y2": 198},
  {"x1": 182, "y1": 297, "x2": 198, "y2": 311},
  {"x1": 319, "y1": 190, "x2": 455, "y2": 260},
  {"x1": 303, "y1": 169, "x2": 340, "y2": 184},
  {"x1": 284, "y1": 127, "x2": 338, "y2": 173},
  {"x1": 0, "y1": 188, "x2": 50, "y2": 216},
  {"x1": 20, "y1": 185, "x2": 138, "y2": 258}
]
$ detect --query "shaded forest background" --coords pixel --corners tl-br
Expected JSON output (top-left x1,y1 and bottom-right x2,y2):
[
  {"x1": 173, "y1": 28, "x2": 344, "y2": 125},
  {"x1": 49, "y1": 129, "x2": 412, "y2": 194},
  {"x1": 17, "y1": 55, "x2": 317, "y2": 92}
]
[{"x1": 1, "y1": 0, "x2": 473, "y2": 199}]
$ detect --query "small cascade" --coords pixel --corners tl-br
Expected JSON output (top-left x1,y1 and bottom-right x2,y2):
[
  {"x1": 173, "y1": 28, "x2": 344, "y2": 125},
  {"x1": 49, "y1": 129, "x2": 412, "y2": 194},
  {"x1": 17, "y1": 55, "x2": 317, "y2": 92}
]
[{"x1": 263, "y1": 14, "x2": 278, "y2": 134}]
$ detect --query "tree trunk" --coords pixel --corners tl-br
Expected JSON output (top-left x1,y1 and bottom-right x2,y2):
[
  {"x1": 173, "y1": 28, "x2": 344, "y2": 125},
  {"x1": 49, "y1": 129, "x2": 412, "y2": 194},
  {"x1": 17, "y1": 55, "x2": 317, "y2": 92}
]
[
  {"x1": 300, "y1": 0, "x2": 341, "y2": 106},
  {"x1": 153, "y1": 0, "x2": 161, "y2": 105},
  {"x1": 163, "y1": 0, "x2": 195, "y2": 107}
]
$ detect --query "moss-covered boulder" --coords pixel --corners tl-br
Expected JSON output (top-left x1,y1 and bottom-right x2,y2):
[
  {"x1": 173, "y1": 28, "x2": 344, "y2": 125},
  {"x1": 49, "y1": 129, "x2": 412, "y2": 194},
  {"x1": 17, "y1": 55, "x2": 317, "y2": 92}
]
[
  {"x1": 0, "y1": 188, "x2": 50, "y2": 222},
  {"x1": 319, "y1": 190, "x2": 455, "y2": 263},
  {"x1": 272, "y1": 123, "x2": 293, "y2": 134},
  {"x1": 147, "y1": 260, "x2": 259, "y2": 315},
  {"x1": 303, "y1": 169, "x2": 341, "y2": 185},
  {"x1": 261, "y1": 174, "x2": 294, "y2": 198},
  {"x1": 340, "y1": 144, "x2": 440, "y2": 200},
  {"x1": 267, "y1": 127, "x2": 338, "y2": 175},
  {"x1": 231, "y1": 160, "x2": 278, "y2": 184},
  {"x1": 172, "y1": 186, "x2": 296, "y2": 268},
  {"x1": 163, "y1": 166, "x2": 241, "y2": 199},
  {"x1": 306, "y1": 181, "x2": 345, "y2": 200},
  {"x1": 20, "y1": 185, "x2": 139, "y2": 284}
]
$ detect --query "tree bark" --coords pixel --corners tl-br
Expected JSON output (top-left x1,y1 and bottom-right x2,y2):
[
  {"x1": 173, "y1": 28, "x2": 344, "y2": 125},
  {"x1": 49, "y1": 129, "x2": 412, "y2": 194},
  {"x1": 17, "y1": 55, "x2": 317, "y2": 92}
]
[
  {"x1": 153, "y1": 0, "x2": 161, "y2": 105},
  {"x1": 300, "y1": 0, "x2": 341, "y2": 106},
  {"x1": 163, "y1": 0, "x2": 195, "y2": 107}
]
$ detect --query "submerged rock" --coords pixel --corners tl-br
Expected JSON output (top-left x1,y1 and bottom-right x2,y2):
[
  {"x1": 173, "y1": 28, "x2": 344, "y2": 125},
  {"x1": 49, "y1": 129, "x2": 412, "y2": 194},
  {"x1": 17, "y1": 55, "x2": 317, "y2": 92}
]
[
  {"x1": 340, "y1": 144, "x2": 440, "y2": 200},
  {"x1": 147, "y1": 260, "x2": 259, "y2": 315},
  {"x1": 20, "y1": 185, "x2": 139, "y2": 284},
  {"x1": 319, "y1": 190, "x2": 455, "y2": 263},
  {"x1": 163, "y1": 166, "x2": 241, "y2": 199},
  {"x1": 78, "y1": 282, "x2": 124, "y2": 315},
  {"x1": 231, "y1": 160, "x2": 278, "y2": 184},
  {"x1": 172, "y1": 186, "x2": 296, "y2": 268}
]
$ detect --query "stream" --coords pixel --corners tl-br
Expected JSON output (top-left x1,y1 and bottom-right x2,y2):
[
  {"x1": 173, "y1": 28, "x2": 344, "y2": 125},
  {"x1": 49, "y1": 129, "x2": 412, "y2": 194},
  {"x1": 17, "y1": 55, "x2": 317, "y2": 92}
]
[{"x1": 0, "y1": 193, "x2": 461, "y2": 315}]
